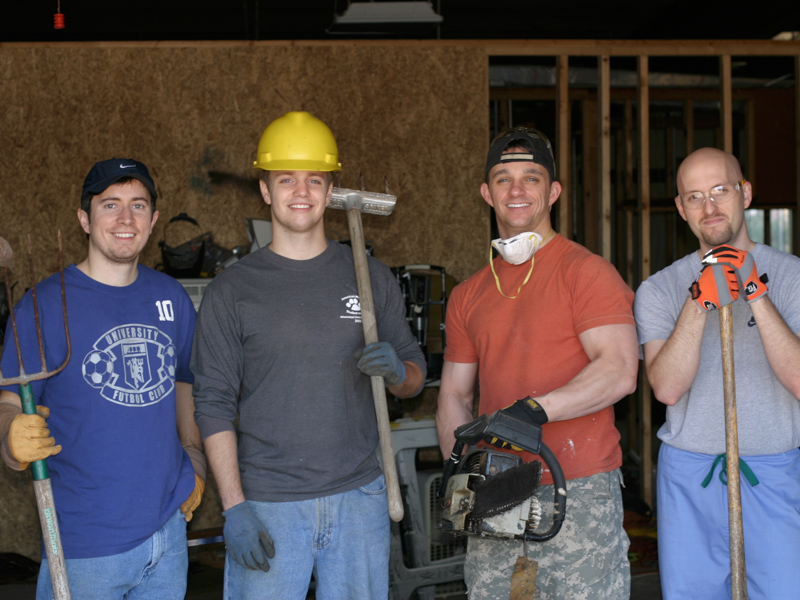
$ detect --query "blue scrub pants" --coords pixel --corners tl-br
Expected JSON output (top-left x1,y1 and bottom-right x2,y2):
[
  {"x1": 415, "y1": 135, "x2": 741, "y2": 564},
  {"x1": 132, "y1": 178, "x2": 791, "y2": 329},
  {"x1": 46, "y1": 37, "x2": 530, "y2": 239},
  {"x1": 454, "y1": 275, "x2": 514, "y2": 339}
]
[{"x1": 657, "y1": 444, "x2": 800, "y2": 600}]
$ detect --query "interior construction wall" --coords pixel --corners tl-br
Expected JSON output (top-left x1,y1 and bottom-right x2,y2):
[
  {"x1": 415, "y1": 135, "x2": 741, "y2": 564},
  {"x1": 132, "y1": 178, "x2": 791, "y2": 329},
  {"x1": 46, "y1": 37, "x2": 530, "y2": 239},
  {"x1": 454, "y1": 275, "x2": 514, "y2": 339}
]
[{"x1": 0, "y1": 43, "x2": 489, "y2": 561}]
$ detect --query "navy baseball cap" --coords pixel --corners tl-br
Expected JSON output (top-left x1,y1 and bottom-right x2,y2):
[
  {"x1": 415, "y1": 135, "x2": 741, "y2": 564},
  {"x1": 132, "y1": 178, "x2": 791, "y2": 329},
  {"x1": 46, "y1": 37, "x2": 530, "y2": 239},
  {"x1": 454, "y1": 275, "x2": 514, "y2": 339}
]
[
  {"x1": 81, "y1": 158, "x2": 158, "y2": 204},
  {"x1": 485, "y1": 127, "x2": 556, "y2": 182}
]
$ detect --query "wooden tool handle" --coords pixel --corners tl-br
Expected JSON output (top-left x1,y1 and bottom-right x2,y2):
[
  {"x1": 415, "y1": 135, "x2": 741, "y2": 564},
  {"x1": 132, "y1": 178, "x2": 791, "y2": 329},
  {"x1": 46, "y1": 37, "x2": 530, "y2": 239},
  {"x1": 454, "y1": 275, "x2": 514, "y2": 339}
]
[
  {"x1": 35, "y1": 478, "x2": 71, "y2": 599},
  {"x1": 719, "y1": 304, "x2": 747, "y2": 600},
  {"x1": 346, "y1": 208, "x2": 404, "y2": 522},
  {"x1": 20, "y1": 384, "x2": 71, "y2": 598}
]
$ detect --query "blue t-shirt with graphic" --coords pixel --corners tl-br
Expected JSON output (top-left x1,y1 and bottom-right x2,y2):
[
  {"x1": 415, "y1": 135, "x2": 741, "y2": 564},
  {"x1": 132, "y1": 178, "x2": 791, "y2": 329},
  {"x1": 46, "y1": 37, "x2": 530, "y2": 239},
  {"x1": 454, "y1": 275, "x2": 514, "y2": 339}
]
[{"x1": 1, "y1": 264, "x2": 196, "y2": 558}]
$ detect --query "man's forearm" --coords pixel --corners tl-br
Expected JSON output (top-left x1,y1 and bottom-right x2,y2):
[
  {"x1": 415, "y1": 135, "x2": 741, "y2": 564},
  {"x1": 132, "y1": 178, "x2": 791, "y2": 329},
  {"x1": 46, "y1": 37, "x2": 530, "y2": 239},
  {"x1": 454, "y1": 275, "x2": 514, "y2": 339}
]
[
  {"x1": 751, "y1": 295, "x2": 800, "y2": 398},
  {"x1": 176, "y1": 382, "x2": 206, "y2": 482},
  {"x1": 435, "y1": 361, "x2": 478, "y2": 458},
  {"x1": 204, "y1": 430, "x2": 245, "y2": 510},
  {"x1": 387, "y1": 361, "x2": 425, "y2": 399},
  {"x1": 436, "y1": 393, "x2": 474, "y2": 458},
  {"x1": 645, "y1": 296, "x2": 707, "y2": 405},
  {"x1": 536, "y1": 324, "x2": 639, "y2": 421},
  {"x1": 0, "y1": 391, "x2": 23, "y2": 470}
]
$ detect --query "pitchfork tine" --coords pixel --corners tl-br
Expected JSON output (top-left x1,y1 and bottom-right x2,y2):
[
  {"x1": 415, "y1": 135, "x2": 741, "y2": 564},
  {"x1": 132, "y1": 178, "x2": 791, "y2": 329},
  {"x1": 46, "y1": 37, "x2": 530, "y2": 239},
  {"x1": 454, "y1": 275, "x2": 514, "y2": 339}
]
[
  {"x1": 0, "y1": 231, "x2": 71, "y2": 387},
  {"x1": 27, "y1": 234, "x2": 48, "y2": 376}
]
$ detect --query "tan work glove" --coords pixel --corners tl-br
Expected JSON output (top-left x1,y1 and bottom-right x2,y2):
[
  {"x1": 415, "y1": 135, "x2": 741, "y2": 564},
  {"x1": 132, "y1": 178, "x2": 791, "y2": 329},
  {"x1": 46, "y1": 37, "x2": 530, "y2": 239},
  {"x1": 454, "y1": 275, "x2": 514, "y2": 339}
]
[
  {"x1": 8, "y1": 405, "x2": 62, "y2": 470},
  {"x1": 180, "y1": 473, "x2": 205, "y2": 522}
]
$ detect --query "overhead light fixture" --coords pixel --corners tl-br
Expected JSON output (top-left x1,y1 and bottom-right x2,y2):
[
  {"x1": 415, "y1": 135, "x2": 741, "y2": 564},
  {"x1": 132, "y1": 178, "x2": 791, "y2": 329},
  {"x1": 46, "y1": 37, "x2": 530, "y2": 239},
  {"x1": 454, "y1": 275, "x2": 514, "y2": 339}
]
[{"x1": 329, "y1": 1, "x2": 443, "y2": 35}]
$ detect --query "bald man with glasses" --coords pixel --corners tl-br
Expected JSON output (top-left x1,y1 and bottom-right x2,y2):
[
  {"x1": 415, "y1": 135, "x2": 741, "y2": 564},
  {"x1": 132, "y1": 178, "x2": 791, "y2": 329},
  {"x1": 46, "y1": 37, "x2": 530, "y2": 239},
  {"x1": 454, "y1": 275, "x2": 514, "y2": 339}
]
[{"x1": 634, "y1": 147, "x2": 800, "y2": 599}]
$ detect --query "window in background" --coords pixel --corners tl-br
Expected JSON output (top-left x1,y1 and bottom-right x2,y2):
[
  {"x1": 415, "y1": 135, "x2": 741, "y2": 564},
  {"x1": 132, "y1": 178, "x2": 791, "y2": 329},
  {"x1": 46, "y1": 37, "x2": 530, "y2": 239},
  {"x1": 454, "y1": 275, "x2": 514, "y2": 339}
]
[{"x1": 745, "y1": 208, "x2": 793, "y2": 254}]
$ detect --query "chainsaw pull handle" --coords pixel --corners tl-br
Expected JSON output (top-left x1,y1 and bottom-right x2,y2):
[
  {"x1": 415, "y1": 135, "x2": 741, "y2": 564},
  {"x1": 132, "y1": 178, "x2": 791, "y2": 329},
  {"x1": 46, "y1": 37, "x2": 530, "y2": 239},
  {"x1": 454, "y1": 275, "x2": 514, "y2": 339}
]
[
  {"x1": 438, "y1": 439, "x2": 466, "y2": 500},
  {"x1": 524, "y1": 440, "x2": 567, "y2": 543}
]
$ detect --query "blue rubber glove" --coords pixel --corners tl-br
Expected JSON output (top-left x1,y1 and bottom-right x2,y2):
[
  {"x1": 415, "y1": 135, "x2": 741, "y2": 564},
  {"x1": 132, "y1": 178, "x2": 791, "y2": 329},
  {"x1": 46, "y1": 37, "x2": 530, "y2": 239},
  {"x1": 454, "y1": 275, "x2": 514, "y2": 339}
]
[
  {"x1": 354, "y1": 341, "x2": 406, "y2": 385},
  {"x1": 222, "y1": 501, "x2": 275, "y2": 571}
]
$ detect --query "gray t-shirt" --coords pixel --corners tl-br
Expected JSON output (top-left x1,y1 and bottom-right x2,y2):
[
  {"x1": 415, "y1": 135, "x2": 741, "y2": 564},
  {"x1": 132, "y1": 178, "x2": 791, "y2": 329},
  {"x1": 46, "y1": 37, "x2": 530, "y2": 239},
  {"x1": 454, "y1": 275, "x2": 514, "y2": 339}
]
[
  {"x1": 634, "y1": 243, "x2": 800, "y2": 455},
  {"x1": 191, "y1": 241, "x2": 426, "y2": 501}
]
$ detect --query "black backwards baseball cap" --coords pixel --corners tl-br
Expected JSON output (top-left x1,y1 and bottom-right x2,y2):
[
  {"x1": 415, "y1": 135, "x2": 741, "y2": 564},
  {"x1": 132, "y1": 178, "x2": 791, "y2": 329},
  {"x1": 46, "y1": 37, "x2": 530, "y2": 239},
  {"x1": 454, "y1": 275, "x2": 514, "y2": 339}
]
[
  {"x1": 485, "y1": 127, "x2": 556, "y2": 182},
  {"x1": 81, "y1": 158, "x2": 158, "y2": 204}
]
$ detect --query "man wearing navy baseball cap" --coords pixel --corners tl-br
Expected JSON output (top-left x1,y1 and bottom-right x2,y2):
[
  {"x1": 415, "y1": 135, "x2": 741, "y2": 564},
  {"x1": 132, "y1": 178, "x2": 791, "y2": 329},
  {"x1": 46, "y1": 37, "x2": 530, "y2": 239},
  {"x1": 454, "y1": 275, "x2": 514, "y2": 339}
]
[{"x1": 0, "y1": 157, "x2": 206, "y2": 599}]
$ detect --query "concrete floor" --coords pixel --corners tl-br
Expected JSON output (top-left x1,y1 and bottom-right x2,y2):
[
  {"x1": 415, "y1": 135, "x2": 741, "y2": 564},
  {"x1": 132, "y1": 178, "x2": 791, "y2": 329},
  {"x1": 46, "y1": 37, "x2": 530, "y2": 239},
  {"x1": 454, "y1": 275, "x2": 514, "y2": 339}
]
[{"x1": 0, "y1": 565, "x2": 663, "y2": 599}]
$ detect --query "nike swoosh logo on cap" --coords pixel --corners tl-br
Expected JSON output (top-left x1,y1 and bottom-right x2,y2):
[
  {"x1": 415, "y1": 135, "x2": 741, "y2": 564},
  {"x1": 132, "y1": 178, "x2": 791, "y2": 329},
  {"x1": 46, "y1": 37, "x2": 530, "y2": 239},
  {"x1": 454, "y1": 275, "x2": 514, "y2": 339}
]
[{"x1": 120, "y1": 164, "x2": 136, "y2": 168}]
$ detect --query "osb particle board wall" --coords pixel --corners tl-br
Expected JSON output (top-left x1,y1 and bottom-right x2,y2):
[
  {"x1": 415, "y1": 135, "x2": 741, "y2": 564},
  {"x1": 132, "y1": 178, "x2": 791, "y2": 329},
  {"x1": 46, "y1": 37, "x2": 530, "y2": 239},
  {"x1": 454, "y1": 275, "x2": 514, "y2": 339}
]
[
  {"x1": 0, "y1": 44, "x2": 489, "y2": 283},
  {"x1": 0, "y1": 43, "x2": 489, "y2": 561}
]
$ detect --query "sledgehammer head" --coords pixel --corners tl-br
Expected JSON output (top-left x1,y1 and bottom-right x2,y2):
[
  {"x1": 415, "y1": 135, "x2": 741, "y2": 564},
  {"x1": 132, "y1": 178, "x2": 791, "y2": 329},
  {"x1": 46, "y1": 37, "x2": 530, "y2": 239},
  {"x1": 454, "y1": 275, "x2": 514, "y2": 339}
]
[{"x1": 329, "y1": 187, "x2": 396, "y2": 216}]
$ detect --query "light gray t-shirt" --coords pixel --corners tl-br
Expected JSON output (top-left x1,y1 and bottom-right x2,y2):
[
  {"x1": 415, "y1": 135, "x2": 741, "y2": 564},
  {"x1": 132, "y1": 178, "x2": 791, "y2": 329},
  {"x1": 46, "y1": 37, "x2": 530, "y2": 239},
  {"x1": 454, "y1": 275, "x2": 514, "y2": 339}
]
[{"x1": 634, "y1": 243, "x2": 800, "y2": 455}]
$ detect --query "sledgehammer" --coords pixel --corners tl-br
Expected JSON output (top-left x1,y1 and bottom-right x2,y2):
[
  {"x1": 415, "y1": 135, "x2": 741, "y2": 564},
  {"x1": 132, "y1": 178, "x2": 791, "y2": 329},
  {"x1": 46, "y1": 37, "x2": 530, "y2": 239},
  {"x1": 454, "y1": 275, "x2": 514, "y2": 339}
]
[{"x1": 329, "y1": 182, "x2": 404, "y2": 522}]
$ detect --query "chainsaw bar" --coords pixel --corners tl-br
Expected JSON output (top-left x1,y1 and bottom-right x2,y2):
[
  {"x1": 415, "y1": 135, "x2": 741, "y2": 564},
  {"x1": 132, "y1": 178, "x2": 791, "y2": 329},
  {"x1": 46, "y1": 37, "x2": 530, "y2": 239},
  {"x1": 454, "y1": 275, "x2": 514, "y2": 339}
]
[{"x1": 471, "y1": 460, "x2": 542, "y2": 520}]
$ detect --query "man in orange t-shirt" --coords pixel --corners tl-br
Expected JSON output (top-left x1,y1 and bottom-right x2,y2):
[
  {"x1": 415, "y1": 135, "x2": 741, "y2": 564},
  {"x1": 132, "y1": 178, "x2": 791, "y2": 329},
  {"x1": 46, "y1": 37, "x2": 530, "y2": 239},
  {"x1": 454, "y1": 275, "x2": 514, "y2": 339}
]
[{"x1": 436, "y1": 127, "x2": 639, "y2": 599}]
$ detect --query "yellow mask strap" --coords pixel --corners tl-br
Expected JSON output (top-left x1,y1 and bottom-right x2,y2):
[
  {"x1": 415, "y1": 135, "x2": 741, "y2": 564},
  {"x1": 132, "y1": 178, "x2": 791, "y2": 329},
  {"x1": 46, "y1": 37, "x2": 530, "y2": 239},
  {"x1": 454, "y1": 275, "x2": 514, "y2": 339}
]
[{"x1": 490, "y1": 229, "x2": 555, "y2": 299}]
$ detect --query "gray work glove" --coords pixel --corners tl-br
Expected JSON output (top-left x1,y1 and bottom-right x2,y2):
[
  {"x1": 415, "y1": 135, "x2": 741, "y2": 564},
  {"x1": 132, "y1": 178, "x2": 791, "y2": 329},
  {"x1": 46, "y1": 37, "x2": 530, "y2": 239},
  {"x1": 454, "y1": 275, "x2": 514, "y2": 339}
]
[
  {"x1": 222, "y1": 501, "x2": 275, "y2": 571},
  {"x1": 354, "y1": 341, "x2": 406, "y2": 385}
]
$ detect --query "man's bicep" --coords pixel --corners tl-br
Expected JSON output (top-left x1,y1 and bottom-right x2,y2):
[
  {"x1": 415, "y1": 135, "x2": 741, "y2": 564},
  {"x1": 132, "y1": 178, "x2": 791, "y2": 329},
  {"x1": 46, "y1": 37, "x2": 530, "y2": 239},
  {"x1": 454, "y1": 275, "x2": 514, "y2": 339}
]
[{"x1": 578, "y1": 323, "x2": 639, "y2": 364}]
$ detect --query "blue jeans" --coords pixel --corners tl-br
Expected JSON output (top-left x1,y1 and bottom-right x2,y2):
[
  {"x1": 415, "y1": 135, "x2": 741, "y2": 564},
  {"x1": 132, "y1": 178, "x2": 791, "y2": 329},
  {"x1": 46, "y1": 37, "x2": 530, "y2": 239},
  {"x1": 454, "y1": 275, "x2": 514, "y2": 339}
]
[
  {"x1": 36, "y1": 509, "x2": 188, "y2": 600},
  {"x1": 225, "y1": 474, "x2": 390, "y2": 600}
]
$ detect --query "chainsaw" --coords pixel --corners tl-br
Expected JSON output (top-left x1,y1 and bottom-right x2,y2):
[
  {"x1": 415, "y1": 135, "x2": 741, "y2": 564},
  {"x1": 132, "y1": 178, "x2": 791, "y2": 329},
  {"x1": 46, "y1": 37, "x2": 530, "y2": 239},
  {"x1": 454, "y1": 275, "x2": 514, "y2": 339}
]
[{"x1": 438, "y1": 408, "x2": 567, "y2": 542}]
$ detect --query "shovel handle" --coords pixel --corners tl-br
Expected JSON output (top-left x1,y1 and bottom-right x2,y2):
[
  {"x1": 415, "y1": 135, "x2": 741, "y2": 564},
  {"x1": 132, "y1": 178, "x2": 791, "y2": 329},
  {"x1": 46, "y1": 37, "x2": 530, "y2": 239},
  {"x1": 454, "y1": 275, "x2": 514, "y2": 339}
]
[
  {"x1": 719, "y1": 304, "x2": 747, "y2": 600},
  {"x1": 346, "y1": 208, "x2": 404, "y2": 522}
]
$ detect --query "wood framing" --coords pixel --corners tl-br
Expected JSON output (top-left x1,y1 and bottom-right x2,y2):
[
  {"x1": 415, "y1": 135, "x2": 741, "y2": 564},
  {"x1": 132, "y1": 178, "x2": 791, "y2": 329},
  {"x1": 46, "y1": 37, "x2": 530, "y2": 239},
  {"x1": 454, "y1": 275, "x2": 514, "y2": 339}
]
[{"x1": 557, "y1": 55, "x2": 571, "y2": 239}]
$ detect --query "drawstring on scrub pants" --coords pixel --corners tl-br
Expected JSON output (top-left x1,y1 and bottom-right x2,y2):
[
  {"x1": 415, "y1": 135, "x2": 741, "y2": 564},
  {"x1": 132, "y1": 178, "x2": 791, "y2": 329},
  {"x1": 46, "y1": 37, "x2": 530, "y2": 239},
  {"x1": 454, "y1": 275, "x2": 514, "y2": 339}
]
[{"x1": 700, "y1": 453, "x2": 760, "y2": 489}]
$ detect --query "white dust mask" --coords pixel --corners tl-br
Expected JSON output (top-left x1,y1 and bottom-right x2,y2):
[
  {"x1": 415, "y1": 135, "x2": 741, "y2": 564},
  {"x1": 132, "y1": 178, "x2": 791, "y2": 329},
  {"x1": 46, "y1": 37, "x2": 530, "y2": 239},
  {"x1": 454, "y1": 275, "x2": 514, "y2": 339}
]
[
  {"x1": 489, "y1": 230, "x2": 554, "y2": 299},
  {"x1": 491, "y1": 231, "x2": 544, "y2": 265}
]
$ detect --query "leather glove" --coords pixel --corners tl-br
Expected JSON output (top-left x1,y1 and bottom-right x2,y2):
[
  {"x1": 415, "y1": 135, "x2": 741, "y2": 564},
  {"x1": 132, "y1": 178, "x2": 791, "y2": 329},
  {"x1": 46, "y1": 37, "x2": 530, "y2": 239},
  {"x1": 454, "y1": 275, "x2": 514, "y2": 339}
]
[
  {"x1": 701, "y1": 245, "x2": 769, "y2": 303},
  {"x1": 8, "y1": 405, "x2": 62, "y2": 470},
  {"x1": 689, "y1": 263, "x2": 738, "y2": 311},
  {"x1": 489, "y1": 396, "x2": 548, "y2": 451},
  {"x1": 222, "y1": 501, "x2": 275, "y2": 571},
  {"x1": 354, "y1": 341, "x2": 406, "y2": 385},
  {"x1": 180, "y1": 473, "x2": 205, "y2": 522}
]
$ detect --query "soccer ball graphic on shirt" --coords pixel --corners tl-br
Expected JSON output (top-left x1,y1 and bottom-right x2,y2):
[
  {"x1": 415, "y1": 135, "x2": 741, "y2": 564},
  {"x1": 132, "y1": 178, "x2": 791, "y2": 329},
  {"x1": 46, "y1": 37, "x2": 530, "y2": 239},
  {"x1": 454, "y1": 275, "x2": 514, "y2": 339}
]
[
  {"x1": 82, "y1": 350, "x2": 115, "y2": 387},
  {"x1": 81, "y1": 324, "x2": 177, "y2": 407},
  {"x1": 162, "y1": 344, "x2": 177, "y2": 378}
]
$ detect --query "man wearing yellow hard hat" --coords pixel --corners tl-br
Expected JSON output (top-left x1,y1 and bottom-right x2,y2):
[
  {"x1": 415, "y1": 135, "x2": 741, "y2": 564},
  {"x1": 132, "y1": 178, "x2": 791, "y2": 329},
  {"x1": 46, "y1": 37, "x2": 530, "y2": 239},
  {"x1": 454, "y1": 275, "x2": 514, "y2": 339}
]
[{"x1": 192, "y1": 112, "x2": 426, "y2": 598}]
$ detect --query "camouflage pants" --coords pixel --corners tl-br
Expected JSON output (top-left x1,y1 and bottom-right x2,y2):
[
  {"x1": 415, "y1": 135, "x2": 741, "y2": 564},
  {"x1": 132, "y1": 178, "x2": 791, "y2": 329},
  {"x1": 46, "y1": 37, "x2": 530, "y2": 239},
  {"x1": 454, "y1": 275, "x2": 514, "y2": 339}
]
[{"x1": 464, "y1": 469, "x2": 630, "y2": 600}]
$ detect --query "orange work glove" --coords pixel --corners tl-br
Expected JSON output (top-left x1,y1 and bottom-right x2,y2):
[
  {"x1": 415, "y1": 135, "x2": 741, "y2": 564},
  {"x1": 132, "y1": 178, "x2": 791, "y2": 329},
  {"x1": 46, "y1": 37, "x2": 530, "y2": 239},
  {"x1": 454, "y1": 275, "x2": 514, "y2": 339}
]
[
  {"x1": 701, "y1": 245, "x2": 769, "y2": 303},
  {"x1": 689, "y1": 263, "x2": 739, "y2": 312},
  {"x1": 8, "y1": 405, "x2": 62, "y2": 470},
  {"x1": 180, "y1": 473, "x2": 205, "y2": 522}
]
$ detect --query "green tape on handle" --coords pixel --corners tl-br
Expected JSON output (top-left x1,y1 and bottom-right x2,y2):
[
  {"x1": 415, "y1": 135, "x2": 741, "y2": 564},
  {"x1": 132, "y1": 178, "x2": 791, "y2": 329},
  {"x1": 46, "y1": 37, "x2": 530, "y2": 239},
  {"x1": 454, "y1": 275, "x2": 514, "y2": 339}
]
[{"x1": 19, "y1": 383, "x2": 50, "y2": 482}]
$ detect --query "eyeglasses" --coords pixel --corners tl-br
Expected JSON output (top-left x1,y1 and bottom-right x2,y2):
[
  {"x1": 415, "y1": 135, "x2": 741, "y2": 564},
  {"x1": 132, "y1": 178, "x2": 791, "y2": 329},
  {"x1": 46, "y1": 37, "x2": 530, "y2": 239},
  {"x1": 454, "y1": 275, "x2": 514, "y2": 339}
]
[{"x1": 679, "y1": 180, "x2": 745, "y2": 210}]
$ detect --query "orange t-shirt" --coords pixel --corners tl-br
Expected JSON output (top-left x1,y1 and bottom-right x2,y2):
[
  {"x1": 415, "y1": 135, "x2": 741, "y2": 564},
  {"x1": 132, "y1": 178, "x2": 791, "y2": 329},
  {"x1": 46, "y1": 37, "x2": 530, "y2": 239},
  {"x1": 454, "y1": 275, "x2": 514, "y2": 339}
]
[{"x1": 444, "y1": 234, "x2": 635, "y2": 484}]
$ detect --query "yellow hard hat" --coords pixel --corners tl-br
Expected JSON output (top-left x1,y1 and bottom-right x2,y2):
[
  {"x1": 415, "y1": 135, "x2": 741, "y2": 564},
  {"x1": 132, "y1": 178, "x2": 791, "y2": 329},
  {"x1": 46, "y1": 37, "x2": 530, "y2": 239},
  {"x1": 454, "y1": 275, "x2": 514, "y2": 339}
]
[{"x1": 253, "y1": 111, "x2": 342, "y2": 172}]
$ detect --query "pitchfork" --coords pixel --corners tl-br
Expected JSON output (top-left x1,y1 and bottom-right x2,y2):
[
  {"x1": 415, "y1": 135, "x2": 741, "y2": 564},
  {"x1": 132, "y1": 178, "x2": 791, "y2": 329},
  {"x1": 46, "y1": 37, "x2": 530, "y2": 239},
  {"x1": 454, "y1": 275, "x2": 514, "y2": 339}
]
[{"x1": 0, "y1": 232, "x2": 71, "y2": 599}]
